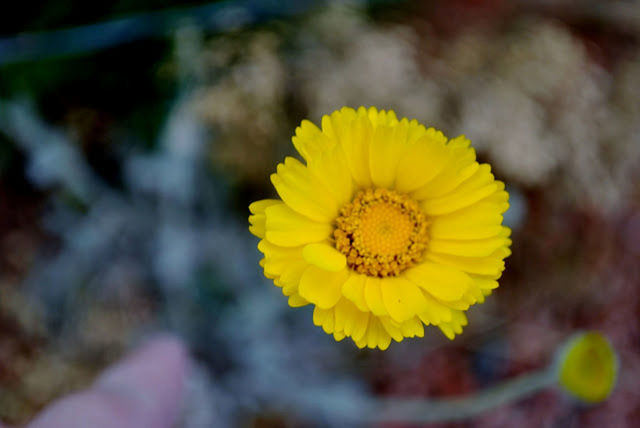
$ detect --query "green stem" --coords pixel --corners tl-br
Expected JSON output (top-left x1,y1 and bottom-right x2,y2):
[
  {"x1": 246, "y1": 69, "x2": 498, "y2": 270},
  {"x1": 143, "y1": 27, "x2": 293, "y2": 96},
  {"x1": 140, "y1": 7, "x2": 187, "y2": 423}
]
[{"x1": 368, "y1": 365, "x2": 557, "y2": 423}]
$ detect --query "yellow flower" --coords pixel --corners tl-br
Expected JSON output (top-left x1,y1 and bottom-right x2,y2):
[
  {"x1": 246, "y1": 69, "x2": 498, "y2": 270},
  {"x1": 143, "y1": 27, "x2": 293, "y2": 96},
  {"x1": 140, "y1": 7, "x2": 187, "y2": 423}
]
[
  {"x1": 249, "y1": 106, "x2": 511, "y2": 350},
  {"x1": 556, "y1": 332, "x2": 618, "y2": 403}
]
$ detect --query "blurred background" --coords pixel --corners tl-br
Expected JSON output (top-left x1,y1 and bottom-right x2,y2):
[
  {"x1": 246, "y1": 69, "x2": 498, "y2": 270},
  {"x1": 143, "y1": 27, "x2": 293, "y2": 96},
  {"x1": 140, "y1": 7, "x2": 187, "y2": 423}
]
[{"x1": 1, "y1": 0, "x2": 639, "y2": 426}]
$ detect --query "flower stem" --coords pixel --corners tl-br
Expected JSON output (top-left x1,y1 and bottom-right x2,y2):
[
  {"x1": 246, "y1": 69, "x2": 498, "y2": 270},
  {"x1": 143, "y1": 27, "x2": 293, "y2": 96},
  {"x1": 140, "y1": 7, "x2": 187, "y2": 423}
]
[{"x1": 368, "y1": 365, "x2": 557, "y2": 423}]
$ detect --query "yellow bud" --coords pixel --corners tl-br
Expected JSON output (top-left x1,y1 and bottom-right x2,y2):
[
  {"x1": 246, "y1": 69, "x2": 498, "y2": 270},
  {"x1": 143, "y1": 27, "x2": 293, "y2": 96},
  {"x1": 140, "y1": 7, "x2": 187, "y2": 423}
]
[{"x1": 555, "y1": 331, "x2": 618, "y2": 403}]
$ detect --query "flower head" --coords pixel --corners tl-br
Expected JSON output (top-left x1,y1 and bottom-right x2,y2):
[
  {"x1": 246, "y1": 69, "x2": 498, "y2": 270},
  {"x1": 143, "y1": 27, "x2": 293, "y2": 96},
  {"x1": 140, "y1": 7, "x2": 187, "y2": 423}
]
[
  {"x1": 249, "y1": 106, "x2": 511, "y2": 349},
  {"x1": 555, "y1": 331, "x2": 618, "y2": 403}
]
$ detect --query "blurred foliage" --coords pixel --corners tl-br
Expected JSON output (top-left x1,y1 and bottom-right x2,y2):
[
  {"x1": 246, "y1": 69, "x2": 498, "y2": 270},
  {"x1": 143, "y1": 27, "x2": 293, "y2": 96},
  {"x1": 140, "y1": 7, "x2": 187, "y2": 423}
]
[
  {"x1": 0, "y1": 41, "x2": 176, "y2": 152},
  {"x1": 0, "y1": 0, "x2": 222, "y2": 35}
]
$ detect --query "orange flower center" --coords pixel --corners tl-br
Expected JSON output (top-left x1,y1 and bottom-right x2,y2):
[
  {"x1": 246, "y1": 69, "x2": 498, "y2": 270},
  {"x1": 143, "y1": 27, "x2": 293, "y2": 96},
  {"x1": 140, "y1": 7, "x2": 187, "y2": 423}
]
[{"x1": 333, "y1": 188, "x2": 428, "y2": 277}]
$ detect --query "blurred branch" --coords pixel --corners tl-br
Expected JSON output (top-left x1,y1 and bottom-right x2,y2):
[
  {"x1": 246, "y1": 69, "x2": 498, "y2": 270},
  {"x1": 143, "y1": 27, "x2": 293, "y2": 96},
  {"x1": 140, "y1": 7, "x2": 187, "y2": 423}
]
[
  {"x1": 0, "y1": 0, "x2": 400, "y2": 66},
  {"x1": 0, "y1": 100, "x2": 104, "y2": 203},
  {"x1": 0, "y1": 0, "x2": 328, "y2": 65}
]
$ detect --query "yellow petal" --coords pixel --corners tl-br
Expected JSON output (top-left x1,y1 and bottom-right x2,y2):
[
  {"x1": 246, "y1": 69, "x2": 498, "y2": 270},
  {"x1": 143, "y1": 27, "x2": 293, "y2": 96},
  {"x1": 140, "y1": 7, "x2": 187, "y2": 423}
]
[
  {"x1": 249, "y1": 218, "x2": 266, "y2": 239},
  {"x1": 342, "y1": 301, "x2": 358, "y2": 337},
  {"x1": 341, "y1": 274, "x2": 369, "y2": 312},
  {"x1": 258, "y1": 240, "x2": 303, "y2": 276},
  {"x1": 278, "y1": 262, "x2": 308, "y2": 296},
  {"x1": 325, "y1": 109, "x2": 370, "y2": 188},
  {"x1": 422, "y1": 182, "x2": 498, "y2": 216},
  {"x1": 483, "y1": 181, "x2": 510, "y2": 211},
  {"x1": 417, "y1": 291, "x2": 453, "y2": 324},
  {"x1": 288, "y1": 294, "x2": 309, "y2": 307},
  {"x1": 364, "y1": 277, "x2": 387, "y2": 316},
  {"x1": 405, "y1": 262, "x2": 471, "y2": 302},
  {"x1": 299, "y1": 266, "x2": 349, "y2": 309},
  {"x1": 412, "y1": 146, "x2": 477, "y2": 200},
  {"x1": 249, "y1": 199, "x2": 280, "y2": 238},
  {"x1": 429, "y1": 201, "x2": 504, "y2": 240},
  {"x1": 333, "y1": 299, "x2": 352, "y2": 333},
  {"x1": 428, "y1": 233, "x2": 511, "y2": 257},
  {"x1": 265, "y1": 204, "x2": 332, "y2": 247},
  {"x1": 380, "y1": 277, "x2": 427, "y2": 323},
  {"x1": 395, "y1": 134, "x2": 448, "y2": 193},
  {"x1": 322, "y1": 317, "x2": 334, "y2": 334},
  {"x1": 292, "y1": 119, "x2": 332, "y2": 161},
  {"x1": 438, "y1": 310, "x2": 467, "y2": 340},
  {"x1": 353, "y1": 338, "x2": 366, "y2": 349},
  {"x1": 400, "y1": 317, "x2": 424, "y2": 338},
  {"x1": 249, "y1": 199, "x2": 281, "y2": 215},
  {"x1": 341, "y1": 301, "x2": 370, "y2": 342},
  {"x1": 313, "y1": 306, "x2": 329, "y2": 325},
  {"x1": 321, "y1": 107, "x2": 358, "y2": 145},
  {"x1": 473, "y1": 284, "x2": 488, "y2": 301},
  {"x1": 448, "y1": 135, "x2": 472, "y2": 148},
  {"x1": 369, "y1": 122, "x2": 408, "y2": 189},
  {"x1": 313, "y1": 306, "x2": 335, "y2": 334},
  {"x1": 406, "y1": 122, "x2": 434, "y2": 144},
  {"x1": 271, "y1": 157, "x2": 339, "y2": 222},
  {"x1": 473, "y1": 277, "x2": 499, "y2": 290},
  {"x1": 302, "y1": 243, "x2": 347, "y2": 272},
  {"x1": 452, "y1": 310, "x2": 468, "y2": 327},
  {"x1": 350, "y1": 310, "x2": 370, "y2": 342},
  {"x1": 363, "y1": 106, "x2": 399, "y2": 128},
  {"x1": 432, "y1": 224, "x2": 504, "y2": 241},
  {"x1": 379, "y1": 316, "x2": 404, "y2": 342},
  {"x1": 372, "y1": 320, "x2": 392, "y2": 350},
  {"x1": 359, "y1": 317, "x2": 392, "y2": 350},
  {"x1": 442, "y1": 298, "x2": 471, "y2": 311},
  {"x1": 439, "y1": 323, "x2": 456, "y2": 340},
  {"x1": 426, "y1": 162, "x2": 500, "y2": 216},
  {"x1": 426, "y1": 248, "x2": 509, "y2": 277},
  {"x1": 340, "y1": 116, "x2": 373, "y2": 188},
  {"x1": 307, "y1": 144, "x2": 354, "y2": 208},
  {"x1": 452, "y1": 163, "x2": 495, "y2": 195}
]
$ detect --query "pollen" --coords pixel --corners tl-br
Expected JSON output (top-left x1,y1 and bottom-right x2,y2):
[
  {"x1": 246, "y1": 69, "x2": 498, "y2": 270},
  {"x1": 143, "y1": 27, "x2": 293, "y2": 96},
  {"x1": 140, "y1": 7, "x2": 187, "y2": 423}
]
[{"x1": 334, "y1": 188, "x2": 429, "y2": 277}]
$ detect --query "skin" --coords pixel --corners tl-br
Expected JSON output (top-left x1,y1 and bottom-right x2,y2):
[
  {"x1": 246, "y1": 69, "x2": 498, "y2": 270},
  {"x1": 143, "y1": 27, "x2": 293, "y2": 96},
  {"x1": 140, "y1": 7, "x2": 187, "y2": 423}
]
[{"x1": 1, "y1": 335, "x2": 188, "y2": 428}]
